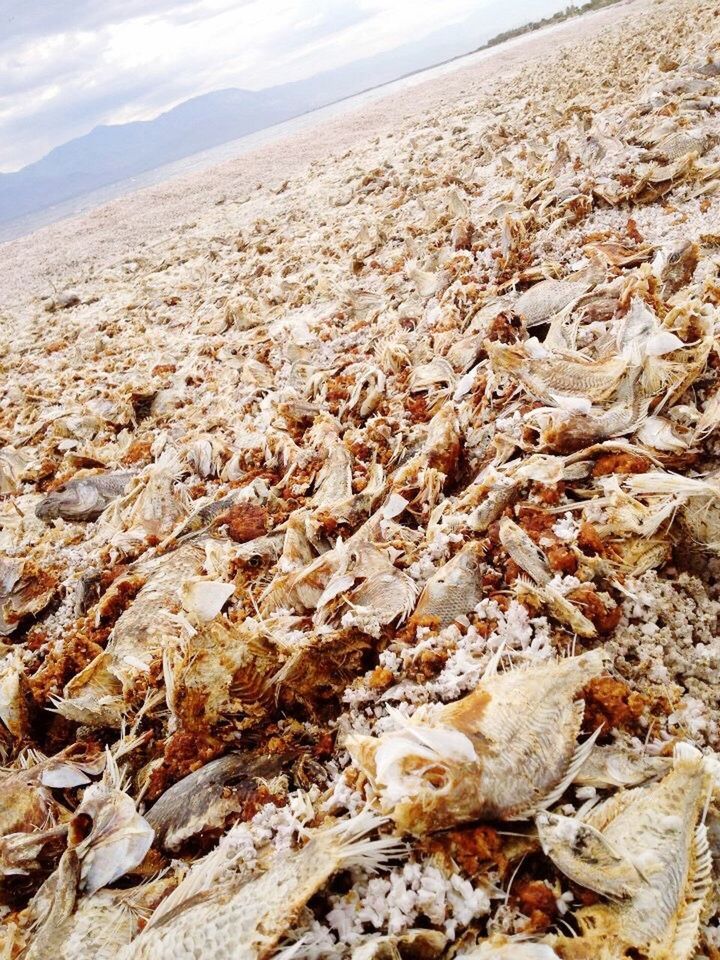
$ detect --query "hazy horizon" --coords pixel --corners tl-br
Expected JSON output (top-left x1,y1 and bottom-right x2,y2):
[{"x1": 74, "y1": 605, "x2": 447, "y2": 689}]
[{"x1": 2, "y1": 0, "x2": 583, "y2": 175}]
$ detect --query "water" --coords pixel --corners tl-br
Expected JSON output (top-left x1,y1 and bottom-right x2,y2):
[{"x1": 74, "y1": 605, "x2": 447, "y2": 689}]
[{"x1": 0, "y1": 14, "x2": 594, "y2": 245}]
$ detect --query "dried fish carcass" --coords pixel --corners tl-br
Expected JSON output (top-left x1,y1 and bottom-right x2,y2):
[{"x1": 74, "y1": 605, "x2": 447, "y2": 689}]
[
  {"x1": 540, "y1": 744, "x2": 715, "y2": 960},
  {"x1": 35, "y1": 470, "x2": 136, "y2": 522},
  {"x1": 124, "y1": 813, "x2": 404, "y2": 959},
  {"x1": 144, "y1": 751, "x2": 292, "y2": 851},
  {"x1": 347, "y1": 651, "x2": 605, "y2": 834},
  {"x1": 57, "y1": 541, "x2": 207, "y2": 726}
]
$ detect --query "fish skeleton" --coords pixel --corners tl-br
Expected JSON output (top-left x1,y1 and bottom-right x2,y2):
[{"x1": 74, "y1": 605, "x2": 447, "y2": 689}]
[{"x1": 347, "y1": 651, "x2": 605, "y2": 834}]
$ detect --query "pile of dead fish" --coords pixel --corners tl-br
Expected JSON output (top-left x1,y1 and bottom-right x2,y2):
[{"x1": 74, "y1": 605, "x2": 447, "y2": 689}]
[{"x1": 2, "y1": 0, "x2": 720, "y2": 956}]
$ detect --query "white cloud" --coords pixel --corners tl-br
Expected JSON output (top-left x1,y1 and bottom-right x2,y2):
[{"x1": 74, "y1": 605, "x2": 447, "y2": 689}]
[{"x1": 0, "y1": 0, "x2": 559, "y2": 172}]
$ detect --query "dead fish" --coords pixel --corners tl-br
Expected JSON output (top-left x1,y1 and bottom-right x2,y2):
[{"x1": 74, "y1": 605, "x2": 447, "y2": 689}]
[
  {"x1": 654, "y1": 240, "x2": 700, "y2": 298},
  {"x1": 161, "y1": 490, "x2": 241, "y2": 545},
  {"x1": 0, "y1": 763, "x2": 61, "y2": 840},
  {"x1": 525, "y1": 389, "x2": 649, "y2": 453},
  {"x1": 306, "y1": 417, "x2": 353, "y2": 510},
  {"x1": 72, "y1": 568, "x2": 103, "y2": 616},
  {"x1": 411, "y1": 540, "x2": 486, "y2": 627},
  {"x1": 24, "y1": 852, "x2": 173, "y2": 960},
  {"x1": 0, "y1": 559, "x2": 58, "y2": 638},
  {"x1": 171, "y1": 618, "x2": 278, "y2": 735},
  {"x1": 694, "y1": 56, "x2": 720, "y2": 78},
  {"x1": 0, "y1": 649, "x2": 32, "y2": 740},
  {"x1": 272, "y1": 628, "x2": 374, "y2": 715},
  {"x1": 262, "y1": 508, "x2": 394, "y2": 616},
  {"x1": 341, "y1": 363, "x2": 387, "y2": 418},
  {"x1": 315, "y1": 542, "x2": 418, "y2": 630},
  {"x1": 24, "y1": 848, "x2": 81, "y2": 960},
  {"x1": 409, "y1": 357, "x2": 457, "y2": 396},
  {"x1": 38, "y1": 878, "x2": 175, "y2": 960},
  {"x1": 0, "y1": 743, "x2": 104, "y2": 840},
  {"x1": 347, "y1": 651, "x2": 605, "y2": 834},
  {"x1": 548, "y1": 743, "x2": 713, "y2": 960},
  {"x1": 145, "y1": 752, "x2": 291, "y2": 851},
  {"x1": 514, "y1": 277, "x2": 591, "y2": 328},
  {"x1": 68, "y1": 754, "x2": 154, "y2": 895},
  {"x1": 0, "y1": 823, "x2": 68, "y2": 885},
  {"x1": 490, "y1": 342, "x2": 628, "y2": 405},
  {"x1": 447, "y1": 472, "x2": 518, "y2": 534},
  {"x1": 624, "y1": 471, "x2": 720, "y2": 553},
  {"x1": 646, "y1": 130, "x2": 709, "y2": 164},
  {"x1": 513, "y1": 579, "x2": 597, "y2": 639},
  {"x1": 498, "y1": 517, "x2": 551, "y2": 585},
  {"x1": 111, "y1": 450, "x2": 190, "y2": 541},
  {"x1": 680, "y1": 479, "x2": 720, "y2": 554},
  {"x1": 575, "y1": 742, "x2": 672, "y2": 789},
  {"x1": 57, "y1": 542, "x2": 206, "y2": 726},
  {"x1": 392, "y1": 405, "x2": 461, "y2": 509},
  {"x1": 316, "y1": 461, "x2": 387, "y2": 528},
  {"x1": 125, "y1": 812, "x2": 404, "y2": 959},
  {"x1": 35, "y1": 470, "x2": 136, "y2": 522}
]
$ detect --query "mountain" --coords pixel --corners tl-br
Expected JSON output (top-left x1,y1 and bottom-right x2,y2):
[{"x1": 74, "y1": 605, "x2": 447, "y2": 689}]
[
  {"x1": 0, "y1": 0, "x2": 576, "y2": 226},
  {"x1": 0, "y1": 88, "x2": 297, "y2": 224}
]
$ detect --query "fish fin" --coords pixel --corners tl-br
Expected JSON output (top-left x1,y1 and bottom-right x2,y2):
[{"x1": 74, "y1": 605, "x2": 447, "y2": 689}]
[
  {"x1": 322, "y1": 810, "x2": 406, "y2": 872},
  {"x1": 535, "y1": 724, "x2": 604, "y2": 814},
  {"x1": 143, "y1": 827, "x2": 249, "y2": 930},
  {"x1": 102, "y1": 747, "x2": 123, "y2": 791},
  {"x1": 668, "y1": 823, "x2": 712, "y2": 960},
  {"x1": 482, "y1": 639, "x2": 507, "y2": 679},
  {"x1": 624, "y1": 471, "x2": 711, "y2": 499}
]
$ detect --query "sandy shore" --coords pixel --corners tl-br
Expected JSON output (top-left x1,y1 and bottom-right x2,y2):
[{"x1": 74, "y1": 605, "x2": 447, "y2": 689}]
[
  {"x1": 0, "y1": 0, "x2": 645, "y2": 318},
  {"x1": 4, "y1": 0, "x2": 720, "y2": 953}
]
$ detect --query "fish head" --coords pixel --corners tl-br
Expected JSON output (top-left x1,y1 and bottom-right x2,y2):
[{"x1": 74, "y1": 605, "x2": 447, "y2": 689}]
[
  {"x1": 0, "y1": 770, "x2": 56, "y2": 837},
  {"x1": 70, "y1": 784, "x2": 154, "y2": 894},
  {"x1": 346, "y1": 719, "x2": 479, "y2": 835},
  {"x1": 424, "y1": 404, "x2": 461, "y2": 474},
  {"x1": 35, "y1": 480, "x2": 103, "y2": 522},
  {"x1": 0, "y1": 651, "x2": 31, "y2": 739},
  {"x1": 536, "y1": 810, "x2": 586, "y2": 860},
  {"x1": 536, "y1": 809, "x2": 642, "y2": 901}
]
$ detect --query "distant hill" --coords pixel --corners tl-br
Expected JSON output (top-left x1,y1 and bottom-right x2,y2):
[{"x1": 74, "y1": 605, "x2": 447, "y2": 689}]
[
  {"x1": 0, "y1": 85, "x2": 306, "y2": 224},
  {"x1": 0, "y1": 0, "x2": 619, "y2": 226}
]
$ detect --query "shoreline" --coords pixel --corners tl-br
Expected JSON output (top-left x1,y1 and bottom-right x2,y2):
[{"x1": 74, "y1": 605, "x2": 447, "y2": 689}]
[
  {"x1": 0, "y1": 0, "x2": 642, "y2": 316},
  {"x1": 0, "y1": 0, "x2": 631, "y2": 247}
]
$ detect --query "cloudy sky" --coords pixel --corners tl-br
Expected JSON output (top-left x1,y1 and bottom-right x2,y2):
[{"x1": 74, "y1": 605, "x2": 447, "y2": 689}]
[{"x1": 0, "y1": 0, "x2": 565, "y2": 173}]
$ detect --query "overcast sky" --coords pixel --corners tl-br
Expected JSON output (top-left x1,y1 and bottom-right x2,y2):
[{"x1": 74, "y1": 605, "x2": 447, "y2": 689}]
[{"x1": 0, "y1": 0, "x2": 565, "y2": 173}]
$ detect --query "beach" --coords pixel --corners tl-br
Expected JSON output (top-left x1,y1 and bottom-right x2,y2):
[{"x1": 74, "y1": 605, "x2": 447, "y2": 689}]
[
  {"x1": 0, "y1": 0, "x2": 642, "y2": 318},
  {"x1": 3, "y1": 0, "x2": 720, "y2": 954}
]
